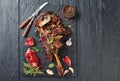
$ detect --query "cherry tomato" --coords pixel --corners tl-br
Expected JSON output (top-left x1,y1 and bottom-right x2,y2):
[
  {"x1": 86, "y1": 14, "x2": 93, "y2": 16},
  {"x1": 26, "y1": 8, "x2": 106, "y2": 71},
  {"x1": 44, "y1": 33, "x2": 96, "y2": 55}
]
[
  {"x1": 25, "y1": 37, "x2": 35, "y2": 46},
  {"x1": 62, "y1": 56, "x2": 71, "y2": 66}
]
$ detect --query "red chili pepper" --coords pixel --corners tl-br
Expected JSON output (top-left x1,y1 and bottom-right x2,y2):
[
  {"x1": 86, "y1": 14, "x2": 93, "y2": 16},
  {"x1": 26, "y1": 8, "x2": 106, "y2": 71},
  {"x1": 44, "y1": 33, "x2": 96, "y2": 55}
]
[
  {"x1": 25, "y1": 48, "x2": 40, "y2": 68},
  {"x1": 62, "y1": 56, "x2": 71, "y2": 66},
  {"x1": 25, "y1": 37, "x2": 35, "y2": 46}
]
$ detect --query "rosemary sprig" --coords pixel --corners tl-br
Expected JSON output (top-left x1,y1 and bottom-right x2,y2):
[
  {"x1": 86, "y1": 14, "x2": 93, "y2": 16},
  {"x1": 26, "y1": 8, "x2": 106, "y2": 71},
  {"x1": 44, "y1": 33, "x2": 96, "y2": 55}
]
[{"x1": 22, "y1": 62, "x2": 44, "y2": 76}]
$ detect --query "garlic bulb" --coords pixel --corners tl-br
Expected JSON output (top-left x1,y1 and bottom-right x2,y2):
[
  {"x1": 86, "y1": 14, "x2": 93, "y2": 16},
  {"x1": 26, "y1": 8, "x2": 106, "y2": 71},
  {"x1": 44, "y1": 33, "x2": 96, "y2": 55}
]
[
  {"x1": 46, "y1": 69, "x2": 54, "y2": 75},
  {"x1": 66, "y1": 38, "x2": 72, "y2": 46},
  {"x1": 69, "y1": 67, "x2": 74, "y2": 74}
]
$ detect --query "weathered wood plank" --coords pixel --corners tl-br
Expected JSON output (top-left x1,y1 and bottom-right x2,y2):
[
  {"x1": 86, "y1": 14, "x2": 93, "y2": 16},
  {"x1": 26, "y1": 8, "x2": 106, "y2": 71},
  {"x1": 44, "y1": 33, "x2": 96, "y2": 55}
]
[
  {"x1": 102, "y1": 0, "x2": 120, "y2": 81},
  {"x1": 78, "y1": 0, "x2": 102, "y2": 81},
  {"x1": 0, "y1": 0, "x2": 19, "y2": 81}
]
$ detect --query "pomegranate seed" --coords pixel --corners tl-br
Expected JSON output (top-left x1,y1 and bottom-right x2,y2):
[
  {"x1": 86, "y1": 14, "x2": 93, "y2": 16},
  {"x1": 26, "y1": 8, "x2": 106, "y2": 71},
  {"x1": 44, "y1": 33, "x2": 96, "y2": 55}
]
[
  {"x1": 39, "y1": 39, "x2": 41, "y2": 42},
  {"x1": 43, "y1": 52, "x2": 46, "y2": 55},
  {"x1": 40, "y1": 65, "x2": 44, "y2": 70},
  {"x1": 44, "y1": 52, "x2": 47, "y2": 54},
  {"x1": 43, "y1": 61, "x2": 46, "y2": 63},
  {"x1": 44, "y1": 55, "x2": 46, "y2": 58}
]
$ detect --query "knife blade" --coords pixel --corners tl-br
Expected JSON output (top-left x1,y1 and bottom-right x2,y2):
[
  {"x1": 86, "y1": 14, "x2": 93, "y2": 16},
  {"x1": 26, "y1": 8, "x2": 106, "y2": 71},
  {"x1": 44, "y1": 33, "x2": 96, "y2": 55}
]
[
  {"x1": 19, "y1": 2, "x2": 48, "y2": 29},
  {"x1": 30, "y1": 2, "x2": 48, "y2": 19}
]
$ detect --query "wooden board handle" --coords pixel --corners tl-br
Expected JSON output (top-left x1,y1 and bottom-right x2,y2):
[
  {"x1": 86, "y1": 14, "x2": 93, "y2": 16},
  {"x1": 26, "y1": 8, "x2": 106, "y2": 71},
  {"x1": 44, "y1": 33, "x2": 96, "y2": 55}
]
[
  {"x1": 22, "y1": 22, "x2": 32, "y2": 37},
  {"x1": 19, "y1": 17, "x2": 31, "y2": 29}
]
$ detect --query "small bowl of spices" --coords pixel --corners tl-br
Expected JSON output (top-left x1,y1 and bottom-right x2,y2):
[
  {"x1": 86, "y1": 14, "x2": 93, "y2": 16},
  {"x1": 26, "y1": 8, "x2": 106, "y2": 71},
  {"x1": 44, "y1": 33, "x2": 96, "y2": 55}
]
[{"x1": 62, "y1": 5, "x2": 75, "y2": 19}]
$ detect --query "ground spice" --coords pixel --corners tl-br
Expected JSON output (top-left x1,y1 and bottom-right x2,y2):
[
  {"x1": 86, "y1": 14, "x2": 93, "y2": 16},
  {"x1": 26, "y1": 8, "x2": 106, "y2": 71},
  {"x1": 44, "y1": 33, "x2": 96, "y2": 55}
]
[{"x1": 62, "y1": 5, "x2": 75, "y2": 18}]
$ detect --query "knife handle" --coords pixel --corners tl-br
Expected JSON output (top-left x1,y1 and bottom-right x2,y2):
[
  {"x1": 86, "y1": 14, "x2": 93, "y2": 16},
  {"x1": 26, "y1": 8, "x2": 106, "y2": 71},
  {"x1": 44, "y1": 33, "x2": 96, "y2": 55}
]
[
  {"x1": 22, "y1": 22, "x2": 32, "y2": 37},
  {"x1": 19, "y1": 17, "x2": 31, "y2": 29}
]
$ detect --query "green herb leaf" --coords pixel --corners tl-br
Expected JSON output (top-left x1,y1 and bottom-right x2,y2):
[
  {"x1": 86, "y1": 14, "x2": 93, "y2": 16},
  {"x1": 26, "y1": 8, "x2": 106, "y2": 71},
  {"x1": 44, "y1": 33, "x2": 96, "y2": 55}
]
[
  {"x1": 49, "y1": 36, "x2": 54, "y2": 43},
  {"x1": 32, "y1": 46, "x2": 39, "y2": 52},
  {"x1": 22, "y1": 62, "x2": 44, "y2": 76},
  {"x1": 48, "y1": 63, "x2": 55, "y2": 68}
]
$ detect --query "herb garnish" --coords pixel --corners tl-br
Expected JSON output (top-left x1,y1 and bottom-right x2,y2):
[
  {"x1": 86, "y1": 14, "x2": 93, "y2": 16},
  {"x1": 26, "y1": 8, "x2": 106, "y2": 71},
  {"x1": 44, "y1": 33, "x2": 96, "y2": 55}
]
[
  {"x1": 32, "y1": 46, "x2": 39, "y2": 52},
  {"x1": 23, "y1": 62, "x2": 44, "y2": 76}
]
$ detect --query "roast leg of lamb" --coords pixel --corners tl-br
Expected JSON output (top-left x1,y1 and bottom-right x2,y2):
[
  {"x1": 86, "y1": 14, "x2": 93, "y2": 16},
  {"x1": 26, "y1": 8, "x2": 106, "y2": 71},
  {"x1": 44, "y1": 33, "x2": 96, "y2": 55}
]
[{"x1": 34, "y1": 12, "x2": 71, "y2": 76}]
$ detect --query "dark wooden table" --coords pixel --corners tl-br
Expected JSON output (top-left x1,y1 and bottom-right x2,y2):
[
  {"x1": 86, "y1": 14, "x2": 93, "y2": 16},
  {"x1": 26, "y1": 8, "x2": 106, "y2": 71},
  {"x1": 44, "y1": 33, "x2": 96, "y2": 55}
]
[{"x1": 0, "y1": 0, "x2": 120, "y2": 81}]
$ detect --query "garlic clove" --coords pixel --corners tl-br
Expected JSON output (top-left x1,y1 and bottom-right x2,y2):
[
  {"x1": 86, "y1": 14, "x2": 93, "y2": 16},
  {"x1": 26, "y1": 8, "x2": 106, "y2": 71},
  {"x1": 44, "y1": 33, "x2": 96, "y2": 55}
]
[
  {"x1": 68, "y1": 37, "x2": 71, "y2": 41},
  {"x1": 66, "y1": 38, "x2": 72, "y2": 46},
  {"x1": 46, "y1": 69, "x2": 54, "y2": 75},
  {"x1": 69, "y1": 67, "x2": 74, "y2": 74},
  {"x1": 66, "y1": 41, "x2": 72, "y2": 46},
  {"x1": 63, "y1": 70, "x2": 69, "y2": 76}
]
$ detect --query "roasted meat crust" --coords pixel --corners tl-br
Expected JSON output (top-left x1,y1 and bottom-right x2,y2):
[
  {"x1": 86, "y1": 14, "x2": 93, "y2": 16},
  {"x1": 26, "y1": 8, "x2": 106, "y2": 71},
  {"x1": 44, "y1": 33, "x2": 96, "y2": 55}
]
[
  {"x1": 34, "y1": 12, "x2": 66, "y2": 58},
  {"x1": 34, "y1": 12, "x2": 71, "y2": 76}
]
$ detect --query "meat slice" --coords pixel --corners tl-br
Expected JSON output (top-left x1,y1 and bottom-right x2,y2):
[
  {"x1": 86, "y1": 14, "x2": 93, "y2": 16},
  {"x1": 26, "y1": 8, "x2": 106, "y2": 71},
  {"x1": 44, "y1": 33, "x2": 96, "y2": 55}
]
[{"x1": 25, "y1": 48, "x2": 40, "y2": 68}]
